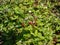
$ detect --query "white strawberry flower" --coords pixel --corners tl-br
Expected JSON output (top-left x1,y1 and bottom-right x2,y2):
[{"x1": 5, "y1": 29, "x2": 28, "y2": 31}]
[
  {"x1": 29, "y1": 10, "x2": 32, "y2": 13},
  {"x1": 41, "y1": 3, "x2": 44, "y2": 6}
]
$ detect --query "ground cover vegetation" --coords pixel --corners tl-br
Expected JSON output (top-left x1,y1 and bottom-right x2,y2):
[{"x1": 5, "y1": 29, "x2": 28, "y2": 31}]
[{"x1": 0, "y1": 0, "x2": 60, "y2": 45}]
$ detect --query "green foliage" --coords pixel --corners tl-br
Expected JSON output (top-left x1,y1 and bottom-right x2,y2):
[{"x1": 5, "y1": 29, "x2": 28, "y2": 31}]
[{"x1": 0, "y1": 0, "x2": 60, "y2": 45}]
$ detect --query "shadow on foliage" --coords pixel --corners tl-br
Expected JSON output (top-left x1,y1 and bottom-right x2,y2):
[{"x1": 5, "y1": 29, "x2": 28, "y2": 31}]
[
  {"x1": 0, "y1": 30, "x2": 17, "y2": 45},
  {"x1": 0, "y1": 29, "x2": 34, "y2": 45}
]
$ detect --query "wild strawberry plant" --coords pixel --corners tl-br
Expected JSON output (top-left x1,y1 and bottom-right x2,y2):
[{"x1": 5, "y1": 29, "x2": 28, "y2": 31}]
[{"x1": 0, "y1": 0, "x2": 60, "y2": 45}]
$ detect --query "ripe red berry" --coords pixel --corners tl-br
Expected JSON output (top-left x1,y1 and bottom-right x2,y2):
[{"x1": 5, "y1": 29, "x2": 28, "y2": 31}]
[
  {"x1": 29, "y1": 21, "x2": 33, "y2": 25},
  {"x1": 21, "y1": 23, "x2": 25, "y2": 27}
]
